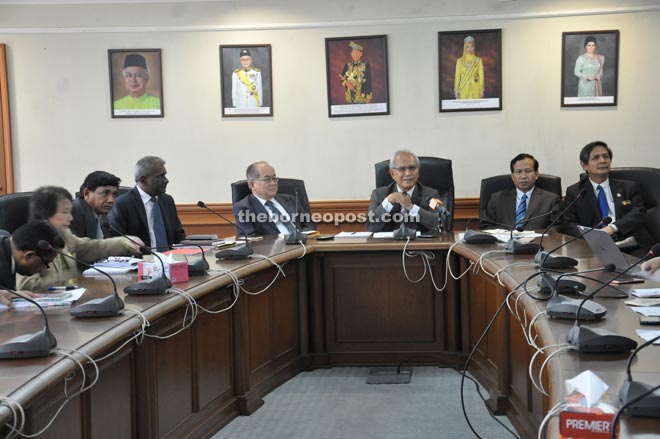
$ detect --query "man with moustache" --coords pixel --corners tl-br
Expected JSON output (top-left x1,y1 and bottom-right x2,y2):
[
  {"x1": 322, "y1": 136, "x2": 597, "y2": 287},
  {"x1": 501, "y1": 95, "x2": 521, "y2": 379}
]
[
  {"x1": 109, "y1": 156, "x2": 185, "y2": 250},
  {"x1": 367, "y1": 150, "x2": 443, "y2": 233},
  {"x1": 71, "y1": 171, "x2": 121, "y2": 239}
]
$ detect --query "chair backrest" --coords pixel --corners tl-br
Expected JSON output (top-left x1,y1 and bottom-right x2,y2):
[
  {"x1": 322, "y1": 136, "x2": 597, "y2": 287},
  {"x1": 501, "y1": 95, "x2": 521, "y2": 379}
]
[
  {"x1": 230, "y1": 178, "x2": 312, "y2": 213},
  {"x1": 608, "y1": 167, "x2": 660, "y2": 242},
  {"x1": 0, "y1": 192, "x2": 33, "y2": 233},
  {"x1": 479, "y1": 174, "x2": 562, "y2": 219},
  {"x1": 374, "y1": 156, "x2": 455, "y2": 231}
]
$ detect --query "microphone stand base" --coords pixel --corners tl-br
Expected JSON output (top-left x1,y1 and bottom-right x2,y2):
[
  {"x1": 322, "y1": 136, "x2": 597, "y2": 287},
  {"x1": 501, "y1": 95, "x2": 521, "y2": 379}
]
[
  {"x1": 567, "y1": 325, "x2": 637, "y2": 353},
  {"x1": 535, "y1": 251, "x2": 578, "y2": 269},
  {"x1": 618, "y1": 380, "x2": 660, "y2": 417},
  {"x1": 215, "y1": 243, "x2": 253, "y2": 260},
  {"x1": 70, "y1": 294, "x2": 125, "y2": 318},
  {"x1": 464, "y1": 230, "x2": 497, "y2": 244},
  {"x1": 505, "y1": 239, "x2": 540, "y2": 255},
  {"x1": 0, "y1": 328, "x2": 57, "y2": 359},
  {"x1": 546, "y1": 295, "x2": 607, "y2": 320}
]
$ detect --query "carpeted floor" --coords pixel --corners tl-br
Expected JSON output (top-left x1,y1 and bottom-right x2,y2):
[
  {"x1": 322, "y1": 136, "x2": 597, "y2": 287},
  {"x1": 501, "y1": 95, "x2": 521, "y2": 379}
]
[{"x1": 212, "y1": 367, "x2": 517, "y2": 439}]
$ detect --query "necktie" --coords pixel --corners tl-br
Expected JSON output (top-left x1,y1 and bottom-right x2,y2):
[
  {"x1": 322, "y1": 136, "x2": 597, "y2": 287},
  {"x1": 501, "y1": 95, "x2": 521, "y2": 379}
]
[
  {"x1": 95, "y1": 217, "x2": 103, "y2": 239},
  {"x1": 151, "y1": 197, "x2": 168, "y2": 250},
  {"x1": 597, "y1": 185, "x2": 609, "y2": 220},
  {"x1": 265, "y1": 200, "x2": 295, "y2": 233},
  {"x1": 515, "y1": 193, "x2": 527, "y2": 228}
]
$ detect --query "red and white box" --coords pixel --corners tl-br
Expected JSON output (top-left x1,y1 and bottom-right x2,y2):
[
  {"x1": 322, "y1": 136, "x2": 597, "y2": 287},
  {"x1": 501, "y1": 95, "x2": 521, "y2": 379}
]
[
  {"x1": 559, "y1": 403, "x2": 618, "y2": 439},
  {"x1": 137, "y1": 259, "x2": 189, "y2": 284}
]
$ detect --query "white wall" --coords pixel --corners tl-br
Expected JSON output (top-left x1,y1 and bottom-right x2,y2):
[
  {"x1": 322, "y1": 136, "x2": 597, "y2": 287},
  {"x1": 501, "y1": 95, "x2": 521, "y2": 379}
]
[{"x1": 1, "y1": 2, "x2": 659, "y2": 203}]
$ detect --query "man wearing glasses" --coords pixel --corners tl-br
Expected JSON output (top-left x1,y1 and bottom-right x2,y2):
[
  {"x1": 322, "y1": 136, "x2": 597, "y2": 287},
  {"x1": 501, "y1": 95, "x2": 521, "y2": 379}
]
[
  {"x1": 368, "y1": 150, "x2": 442, "y2": 233},
  {"x1": 71, "y1": 171, "x2": 122, "y2": 239},
  {"x1": 233, "y1": 161, "x2": 316, "y2": 236},
  {"x1": 0, "y1": 220, "x2": 64, "y2": 307},
  {"x1": 481, "y1": 153, "x2": 563, "y2": 230},
  {"x1": 113, "y1": 53, "x2": 161, "y2": 112}
]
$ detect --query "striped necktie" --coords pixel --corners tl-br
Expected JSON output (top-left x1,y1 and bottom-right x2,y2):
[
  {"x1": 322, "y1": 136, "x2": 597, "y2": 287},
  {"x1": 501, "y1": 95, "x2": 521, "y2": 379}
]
[{"x1": 515, "y1": 193, "x2": 527, "y2": 228}]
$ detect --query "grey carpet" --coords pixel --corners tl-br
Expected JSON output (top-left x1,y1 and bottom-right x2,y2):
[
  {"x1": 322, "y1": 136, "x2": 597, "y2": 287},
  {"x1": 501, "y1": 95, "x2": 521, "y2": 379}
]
[{"x1": 211, "y1": 367, "x2": 517, "y2": 439}]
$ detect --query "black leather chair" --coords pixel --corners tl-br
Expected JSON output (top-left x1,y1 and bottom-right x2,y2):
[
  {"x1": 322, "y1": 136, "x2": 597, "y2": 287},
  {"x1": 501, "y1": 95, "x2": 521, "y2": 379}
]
[
  {"x1": 607, "y1": 167, "x2": 660, "y2": 243},
  {"x1": 0, "y1": 192, "x2": 33, "y2": 232},
  {"x1": 479, "y1": 174, "x2": 562, "y2": 220},
  {"x1": 231, "y1": 178, "x2": 311, "y2": 213},
  {"x1": 374, "y1": 157, "x2": 455, "y2": 231}
]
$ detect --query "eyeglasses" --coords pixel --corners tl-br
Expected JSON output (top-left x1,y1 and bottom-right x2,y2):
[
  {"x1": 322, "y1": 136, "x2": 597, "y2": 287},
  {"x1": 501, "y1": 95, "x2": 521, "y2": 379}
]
[
  {"x1": 122, "y1": 72, "x2": 146, "y2": 79},
  {"x1": 255, "y1": 177, "x2": 279, "y2": 184},
  {"x1": 391, "y1": 166, "x2": 419, "y2": 173}
]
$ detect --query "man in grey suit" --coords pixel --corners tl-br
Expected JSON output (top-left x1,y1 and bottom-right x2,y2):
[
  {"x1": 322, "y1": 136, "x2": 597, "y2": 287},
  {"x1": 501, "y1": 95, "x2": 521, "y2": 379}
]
[
  {"x1": 71, "y1": 171, "x2": 121, "y2": 239},
  {"x1": 367, "y1": 150, "x2": 443, "y2": 233},
  {"x1": 482, "y1": 153, "x2": 563, "y2": 230},
  {"x1": 233, "y1": 161, "x2": 316, "y2": 236}
]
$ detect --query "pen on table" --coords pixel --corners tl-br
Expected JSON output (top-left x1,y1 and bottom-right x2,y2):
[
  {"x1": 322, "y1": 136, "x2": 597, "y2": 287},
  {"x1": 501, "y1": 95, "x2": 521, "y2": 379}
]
[{"x1": 47, "y1": 285, "x2": 78, "y2": 291}]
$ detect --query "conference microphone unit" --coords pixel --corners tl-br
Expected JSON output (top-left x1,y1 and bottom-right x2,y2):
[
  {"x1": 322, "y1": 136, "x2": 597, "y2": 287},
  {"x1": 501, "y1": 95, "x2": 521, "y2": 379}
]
[
  {"x1": 618, "y1": 332, "x2": 660, "y2": 417},
  {"x1": 102, "y1": 223, "x2": 172, "y2": 295},
  {"x1": 423, "y1": 195, "x2": 450, "y2": 234},
  {"x1": 537, "y1": 264, "x2": 616, "y2": 295},
  {"x1": 565, "y1": 244, "x2": 660, "y2": 353},
  {"x1": 170, "y1": 243, "x2": 209, "y2": 276},
  {"x1": 37, "y1": 240, "x2": 124, "y2": 317},
  {"x1": 463, "y1": 217, "x2": 511, "y2": 244},
  {"x1": 504, "y1": 209, "x2": 559, "y2": 255},
  {"x1": 0, "y1": 287, "x2": 57, "y2": 359},
  {"x1": 285, "y1": 190, "x2": 307, "y2": 245},
  {"x1": 197, "y1": 201, "x2": 253, "y2": 260},
  {"x1": 533, "y1": 189, "x2": 588, "y2": 269}
]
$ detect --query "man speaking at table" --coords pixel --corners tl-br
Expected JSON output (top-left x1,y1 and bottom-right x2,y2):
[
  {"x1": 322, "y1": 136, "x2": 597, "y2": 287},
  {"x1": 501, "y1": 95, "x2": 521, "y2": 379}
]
[{"x1": 367, "y1": 150, "x2": 443, "y2": 233}]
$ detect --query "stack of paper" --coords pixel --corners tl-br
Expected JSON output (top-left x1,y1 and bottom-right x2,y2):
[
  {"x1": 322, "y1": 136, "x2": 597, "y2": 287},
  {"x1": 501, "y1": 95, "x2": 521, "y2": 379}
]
[{"x1": 632, "y1": 288, "x2": 660, "y2": 298}]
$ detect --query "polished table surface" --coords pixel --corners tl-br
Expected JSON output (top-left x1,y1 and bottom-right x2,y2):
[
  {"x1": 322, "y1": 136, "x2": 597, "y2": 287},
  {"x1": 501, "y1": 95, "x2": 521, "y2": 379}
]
[{"x1": 0, "y1": 231, "x2": 658, "y2": 438}]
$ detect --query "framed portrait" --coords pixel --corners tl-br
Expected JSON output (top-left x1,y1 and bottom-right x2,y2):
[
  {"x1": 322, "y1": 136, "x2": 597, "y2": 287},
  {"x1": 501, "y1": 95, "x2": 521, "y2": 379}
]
[
  {"x1": 325, "y1": 35, "x2": 389, "y2": 117},
  {"x1": 220, "y1": 44, "x2": 273, "y2": 117},
  {"x1": 438, "y1": 29, "x2": 502, "y2": 112},
  {"x1": 561, "y1": 30, "x2": 619, "y2": 107},
  {"x1": 108, "y1": 49, "x2": 164, "y2": 118}
]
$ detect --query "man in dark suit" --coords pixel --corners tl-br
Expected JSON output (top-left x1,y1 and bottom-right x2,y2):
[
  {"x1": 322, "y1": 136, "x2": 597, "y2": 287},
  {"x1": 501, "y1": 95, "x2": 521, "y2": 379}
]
[
  {"x1": 108, "y1": 156, "x2": 185, "y2": 250},
  {"x1": 561, "y1": 140, "x2": 654, "y2": 254},
  {"x1": 233, "y1": 161, "x2": 316, "y2": 236},
  {"x1": 482, "y1": 153, "x2": 563, "y2": 230},
  {"x1": 0, "y1": 220, "x2": 63, "y2": 306},
  {"x1": 367, "y1": 150, "x2": 443, "y2": 233},
  {"x1": 71, "y1": 171, "x2": 121, "y2": 239}
]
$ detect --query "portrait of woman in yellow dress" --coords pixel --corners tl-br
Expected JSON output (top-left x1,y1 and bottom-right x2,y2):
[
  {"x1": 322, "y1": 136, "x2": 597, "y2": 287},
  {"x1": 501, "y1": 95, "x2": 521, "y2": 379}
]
[{"x1": 454, "y1": 36, "x2": 484, "y2": 100}]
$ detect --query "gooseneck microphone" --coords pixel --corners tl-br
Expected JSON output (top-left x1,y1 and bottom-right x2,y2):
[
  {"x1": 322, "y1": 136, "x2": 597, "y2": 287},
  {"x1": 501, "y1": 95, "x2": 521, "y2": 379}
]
[
  {"x1": 197, "y1": 201, "x2": 253, "y2": 260},
  {"x1": 424, "y1": 195, "x2": 450, "y2": 234},
  {"x1": 566, "y1": 244, "x2": 660, "y2": 353},
  {"x1": 504, "y1": 209, "x2": 559, "y2": 255},
  {"x1": 103, "y1": 223, "x2": 171, "y2": 295},
  {"x1": 618, "y1": 333, "x2": 660, "y2": 417},
  {"x1": 285, "y1": 190, "x2": 307, "y2": 245},
  {"x1": 37, "y1": 240, "x2": 124, "y2": 317},
  {"x1": 534, "y1": 189, "x2": 588, "y2": 269},
  {"x1": 170, "y1": 243, "x2": 209, "y2": 276},
  {"x1": 0, "y1": 287, "x2": 57, "y2": 359}
]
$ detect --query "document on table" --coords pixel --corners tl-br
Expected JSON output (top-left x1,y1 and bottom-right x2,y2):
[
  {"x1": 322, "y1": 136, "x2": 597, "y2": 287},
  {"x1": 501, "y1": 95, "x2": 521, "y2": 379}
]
[
  {"x1": 632, "y1": 288, "x2": 660, "y2": 298},
  {"x1": 371, "y1": 231, "x2": 421, "y2": 239},
  {"x1": 636, "y1": 329, "x2": 660, "y2": 345},
  {"x1": 629, "y1": 306, "x2": 660, "y2": 317},
  {"x1": 0, "y1": 288, "x2": 86, "y2": 310},
  {"x1": 335, "y1": 232, "x2": 372, "y2": 238},
  {"x1": 457, "y1": 229, "x2": 542, "y2": 243}
]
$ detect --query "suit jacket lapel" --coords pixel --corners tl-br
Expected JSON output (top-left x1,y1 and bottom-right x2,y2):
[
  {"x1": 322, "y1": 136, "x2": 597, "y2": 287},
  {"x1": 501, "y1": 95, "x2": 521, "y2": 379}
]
[
  {"x1": 131, "y1": 188, "x2": 150, "y2": 233},
  {"x1": 249, "y1": 195, "x2": 279, "y2": 234},
  {"x1": 581, "y1": 179, "x2": 601, "y2": 224},
  {"x1": 609, "y1": 179, "x2": 624, "y2": 219}
]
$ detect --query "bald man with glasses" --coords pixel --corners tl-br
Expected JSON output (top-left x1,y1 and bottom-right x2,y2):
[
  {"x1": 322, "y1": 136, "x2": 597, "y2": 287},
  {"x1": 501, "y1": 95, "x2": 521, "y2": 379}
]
[
  {"x1": 232, "y1": 161, "x2": 316, "y2": 236},
  {"x1": 367, "y1": 150, "x2": 444, "y2": 233}
]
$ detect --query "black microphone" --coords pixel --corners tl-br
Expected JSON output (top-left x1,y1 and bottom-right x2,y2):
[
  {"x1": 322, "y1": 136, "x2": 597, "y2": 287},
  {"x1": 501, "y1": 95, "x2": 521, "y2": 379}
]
[
  {"x1": 617, "y1": 333, "x2": 660, "y2": 417},
  {"x1": 504, "y1": 209, "x2": 559, "y2": 255},
  {"x1": 566, "y1": 244, "x2": 660, "y2": 353},
  {"x1": 534, "y1": 189, "x2": 588, "y2": 268},
  {"x1": 536, "y1": 216, "x2": 612, "y2": 269},
  {"x1": 103, "y1": 223, "x2": 171, "y2": 295},
  {"x1": 424, "y1": 195, "x2": 450, "y2": 234},
  {"x1": 197, "y1": 201, "x2": 253, "y2": 260},
  {"x1": 285, "y1": 190, "x2": 307, "y2": 245},
  {"x1": 0, "y1": 287, "x2": 57, "y2": 359},
  {"x1": 537, "y1": 265, "x2": 614, "y2": 295},
  {"x1": 612, "y1": 383, "x2": 660, "y2": 437},
  {"x1": 170, "y1": 243, "x2": 209, "y2": 276},
  {"x1": 37, "y1": 240, "x2": 124, "y2": 317},
  {"x1": 463, "y1": 217, "x2": 512, "y2": 244}
]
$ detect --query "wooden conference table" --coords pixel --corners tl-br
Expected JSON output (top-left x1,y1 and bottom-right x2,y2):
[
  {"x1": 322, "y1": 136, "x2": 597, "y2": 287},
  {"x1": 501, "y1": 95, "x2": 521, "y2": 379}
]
[{"x1": 0, "y1": 232, "x2": 658, "y2": 438}]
